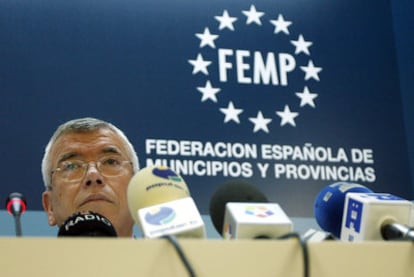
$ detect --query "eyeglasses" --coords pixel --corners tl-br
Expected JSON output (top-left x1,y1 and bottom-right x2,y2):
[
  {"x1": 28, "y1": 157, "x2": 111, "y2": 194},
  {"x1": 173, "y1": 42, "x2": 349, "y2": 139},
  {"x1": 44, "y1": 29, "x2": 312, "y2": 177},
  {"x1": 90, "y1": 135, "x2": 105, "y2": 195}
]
[{"x1": 51, "y1": 157, "x2": 132, "y2": 183}]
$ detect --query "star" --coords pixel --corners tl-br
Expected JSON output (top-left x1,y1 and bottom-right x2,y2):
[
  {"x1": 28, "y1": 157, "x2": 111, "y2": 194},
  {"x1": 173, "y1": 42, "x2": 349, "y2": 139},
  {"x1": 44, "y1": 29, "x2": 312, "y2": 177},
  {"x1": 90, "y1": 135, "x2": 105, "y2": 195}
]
[
  {"x1": 197, "y1": 80, "x2": 221, "y2": 102},
  {"x1": 188, "y1": 53, "x2": 212, "y2": 75},
  {"x1": 296, "y1": 86, "x2": 318, "y2": 107},
  {"x1": 195, "y1": 27, "x2": 219, "y2": 49},
  {"x1": 276, "y1": 105, "x2": 299, "y2": 127},
  {"x1": 220, "y1": 101, "x2": 243, "y2": 123},
  {"x1": 215, "y1": 10, "x2": 238, "y2": 31},
  {"x1": 242, "y1": 5, "x2": 265, "y2": 26},
  {"x1": 249, "y1": 111, "x2": 272, "y2": 133},
  {"x1": 270, "y1": 14, "x2": 292, "y2": 35},
  {"x1": 290, "y1": 34, "x2": 313, "y2": 55},
  {"x1": 300, "y1": 60, "x2": 322, "y2": 81}
]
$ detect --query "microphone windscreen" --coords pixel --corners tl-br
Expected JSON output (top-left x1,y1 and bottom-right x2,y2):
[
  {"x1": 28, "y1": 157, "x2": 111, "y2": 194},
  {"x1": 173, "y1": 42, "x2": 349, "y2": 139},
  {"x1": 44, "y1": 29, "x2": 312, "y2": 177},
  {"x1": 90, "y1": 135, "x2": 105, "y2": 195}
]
[
  {"x1": 209, "y1": 180, "x2": 268, "y2": 235},
  {"x1": 313, "y1": 182, "x2": 373, "y2": 238},
  {"x1": 127, "y1": 165, "x2": 190, "y2": 225},
  {"x1": 6, "y1": 192, "x2": 27, "y2": 216},
  {"x1": 58, "y1": 211, "x2": 117, "y2": 237}
]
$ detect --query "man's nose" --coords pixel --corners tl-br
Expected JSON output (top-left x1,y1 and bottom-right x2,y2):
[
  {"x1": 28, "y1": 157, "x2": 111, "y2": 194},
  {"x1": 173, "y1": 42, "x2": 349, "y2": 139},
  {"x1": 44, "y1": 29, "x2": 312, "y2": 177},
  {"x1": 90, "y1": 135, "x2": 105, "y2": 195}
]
[{"x1": 83, "y1": 163, "x2": 103, "y2": 186}]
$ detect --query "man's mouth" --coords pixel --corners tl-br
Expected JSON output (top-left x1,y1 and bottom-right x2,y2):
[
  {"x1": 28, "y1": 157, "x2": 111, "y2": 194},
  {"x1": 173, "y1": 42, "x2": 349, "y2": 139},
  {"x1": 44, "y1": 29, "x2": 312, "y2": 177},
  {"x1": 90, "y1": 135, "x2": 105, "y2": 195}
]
[{"x1": 80, "y1": 194, "x2": 113, "y2": 206}]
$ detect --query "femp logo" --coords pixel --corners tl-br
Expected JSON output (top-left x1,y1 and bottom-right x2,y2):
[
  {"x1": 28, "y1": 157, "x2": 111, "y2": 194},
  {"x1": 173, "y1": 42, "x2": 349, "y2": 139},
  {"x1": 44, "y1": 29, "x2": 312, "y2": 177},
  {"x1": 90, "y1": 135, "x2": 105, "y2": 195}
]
[{"x1": 188, "y1": 4, "x2": 322, "y2": 133}]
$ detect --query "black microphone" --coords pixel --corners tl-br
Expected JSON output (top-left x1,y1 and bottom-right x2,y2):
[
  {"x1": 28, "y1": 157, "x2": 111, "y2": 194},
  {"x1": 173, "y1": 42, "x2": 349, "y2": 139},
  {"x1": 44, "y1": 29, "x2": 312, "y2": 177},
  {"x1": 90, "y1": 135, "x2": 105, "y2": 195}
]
[
  {"x1": 6, "y1": 192, "x2": 27, "y2": 237},
  {"x1": 209, "y1": 180, "x2": 293, "y2": 239},
  {"x1": 209, "y1": 181, "x2": 308, "y2": 277},
  {"x1": 209, "y1": 180, "x2": 268, "y2": 236},
  {"x1": 58, "y1": 211, "x2": 117, "y2": 237}
]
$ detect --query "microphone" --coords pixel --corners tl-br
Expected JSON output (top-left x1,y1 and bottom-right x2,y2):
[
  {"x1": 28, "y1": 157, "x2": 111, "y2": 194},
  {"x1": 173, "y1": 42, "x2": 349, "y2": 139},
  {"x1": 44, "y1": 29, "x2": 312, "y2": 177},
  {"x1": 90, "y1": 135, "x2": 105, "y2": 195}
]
[
  {"x1": 127, "y1": 165, "x2": 205, "y2": 239},
  {"x1": 209, "y1": 180, "x2": 292, "y2": 239},
  {"x1": 58, "y1": 211, "x2": 117, "y2": 237},
  {"x1": 302, "y1": 228, "x2": 336, "y2": 242},
  {"x1": 6, "y1": 192, "x2": 27, "y2": 237},
  {"x1": 313, "y1": 182, "x2": 373, "y2": 238},
  {"x1": 341, "y1": 192, "x2": 414, "y2": 241}
]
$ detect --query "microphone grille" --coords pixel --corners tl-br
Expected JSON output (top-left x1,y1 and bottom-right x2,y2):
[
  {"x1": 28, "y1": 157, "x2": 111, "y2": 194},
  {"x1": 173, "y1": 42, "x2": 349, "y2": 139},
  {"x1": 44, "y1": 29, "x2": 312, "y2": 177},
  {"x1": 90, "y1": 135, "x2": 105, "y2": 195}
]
[
  {"x1": 6, "y1": 192, "x2": 27, "y2": 216},
  {"x1": 313, "y1": 182, "x2": 373, "y2": 238}
]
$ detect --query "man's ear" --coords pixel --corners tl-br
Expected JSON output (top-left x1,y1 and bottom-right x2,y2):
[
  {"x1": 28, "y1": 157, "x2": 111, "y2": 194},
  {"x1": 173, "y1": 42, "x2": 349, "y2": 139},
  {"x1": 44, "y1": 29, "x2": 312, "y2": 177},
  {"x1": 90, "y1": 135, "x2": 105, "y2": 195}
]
[{"x1": 42, "y1": 191, "x2": 57, "y2": 226}]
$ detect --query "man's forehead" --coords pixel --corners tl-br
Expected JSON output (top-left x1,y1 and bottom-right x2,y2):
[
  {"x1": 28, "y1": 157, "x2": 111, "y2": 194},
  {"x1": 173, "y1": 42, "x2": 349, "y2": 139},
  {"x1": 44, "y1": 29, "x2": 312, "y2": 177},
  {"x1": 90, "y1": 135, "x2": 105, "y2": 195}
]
[{"x1": 51, "y1": 129, "x2": 128, "y2": 160}]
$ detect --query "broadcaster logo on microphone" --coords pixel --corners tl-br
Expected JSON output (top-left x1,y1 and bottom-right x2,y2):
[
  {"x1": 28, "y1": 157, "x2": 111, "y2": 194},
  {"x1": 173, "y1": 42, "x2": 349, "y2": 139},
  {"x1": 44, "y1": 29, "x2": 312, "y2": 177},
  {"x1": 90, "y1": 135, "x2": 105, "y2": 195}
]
[
  {"x1": 245, "y1": 205, "x2": 275, "y2": 218},
  {"x1": 144, "y1": 206, "x2": 176, "y2": 226},
  {"x1": 152, "y1": 166, "x2": 182, "y2": 182}
]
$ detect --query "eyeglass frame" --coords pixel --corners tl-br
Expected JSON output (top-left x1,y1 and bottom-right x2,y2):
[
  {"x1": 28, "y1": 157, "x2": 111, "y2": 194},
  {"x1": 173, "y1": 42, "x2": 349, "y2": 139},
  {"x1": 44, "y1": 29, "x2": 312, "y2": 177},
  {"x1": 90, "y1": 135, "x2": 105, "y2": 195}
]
[{"x1": 50, "y1": 157, "x2": 133, "y2": 185}]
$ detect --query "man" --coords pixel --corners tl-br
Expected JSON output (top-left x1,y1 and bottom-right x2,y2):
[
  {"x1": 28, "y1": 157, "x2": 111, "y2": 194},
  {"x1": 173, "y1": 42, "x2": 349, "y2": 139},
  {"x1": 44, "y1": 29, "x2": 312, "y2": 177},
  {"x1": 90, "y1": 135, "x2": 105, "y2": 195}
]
[{"x1": 41, "y1": 117, "x2": 140, "y2": 237}]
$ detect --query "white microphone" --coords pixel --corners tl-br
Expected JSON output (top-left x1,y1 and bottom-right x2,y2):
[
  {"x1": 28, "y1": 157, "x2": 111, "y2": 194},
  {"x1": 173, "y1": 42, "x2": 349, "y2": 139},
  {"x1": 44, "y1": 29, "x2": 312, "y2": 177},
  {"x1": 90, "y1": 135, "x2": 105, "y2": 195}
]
[
  {"x1": 209, "y1": 180, "x2": 292, "y2": 239},
  {"x1": 223, "y1": 202, "x2": 293, "y2": 239},
  {"x1": 127, "y1": 165, "x2": 205, "y2": 239},
  {"x1": 340, "y1": 192, "x2": 414, "y2": 241}
]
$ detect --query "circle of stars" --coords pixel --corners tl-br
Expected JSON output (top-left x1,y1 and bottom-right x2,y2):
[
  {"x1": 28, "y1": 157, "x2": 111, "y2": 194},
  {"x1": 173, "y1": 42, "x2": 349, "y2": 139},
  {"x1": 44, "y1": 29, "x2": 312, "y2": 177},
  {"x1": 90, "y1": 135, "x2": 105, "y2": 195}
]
[{"x1": 188, "y1": 5, "x2": 322, "y2": 133}]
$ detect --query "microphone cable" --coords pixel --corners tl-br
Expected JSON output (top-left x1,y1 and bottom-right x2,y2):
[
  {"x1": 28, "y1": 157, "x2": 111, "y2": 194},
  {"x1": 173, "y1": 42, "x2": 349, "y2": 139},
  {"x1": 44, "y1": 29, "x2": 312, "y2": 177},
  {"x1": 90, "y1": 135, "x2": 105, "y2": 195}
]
[
  {"x1": 278, "y1": 232, "x2": 309, "y2": 277},
  {"x1": 161, "y1": 231, "x2": 310, "y2": 277},
  {"x1": 162, "y1": 235, "x2": 197, "y2": 277}
]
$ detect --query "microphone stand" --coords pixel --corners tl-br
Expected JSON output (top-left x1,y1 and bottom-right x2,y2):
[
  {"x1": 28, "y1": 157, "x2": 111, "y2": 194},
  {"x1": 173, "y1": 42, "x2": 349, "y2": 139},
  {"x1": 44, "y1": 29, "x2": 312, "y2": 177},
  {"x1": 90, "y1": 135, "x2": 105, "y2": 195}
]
[
  {"x1": 14, "y1": 214, "x2": 23, "y2": 237},
  {"x1": 6, "y1": 192, "x2": 27, "y2": 237}
]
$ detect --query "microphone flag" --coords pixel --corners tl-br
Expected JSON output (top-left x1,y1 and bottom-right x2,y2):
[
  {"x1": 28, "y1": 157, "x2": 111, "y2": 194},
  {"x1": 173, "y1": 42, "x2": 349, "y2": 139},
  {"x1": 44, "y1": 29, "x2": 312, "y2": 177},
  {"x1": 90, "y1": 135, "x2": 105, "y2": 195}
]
[
  {"x1": 340, "y1": 193, "x2": 412, "y2": 241},
  {"x1": 138, "y1": 197, "x2": 205, "y2": 239}
]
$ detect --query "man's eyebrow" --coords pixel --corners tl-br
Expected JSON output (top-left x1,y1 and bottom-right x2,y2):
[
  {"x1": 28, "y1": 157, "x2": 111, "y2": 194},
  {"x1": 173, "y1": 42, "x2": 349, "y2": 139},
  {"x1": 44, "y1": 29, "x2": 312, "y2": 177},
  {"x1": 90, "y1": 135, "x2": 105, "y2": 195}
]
[
  {"x1": 57, "y1": 152, "x2": 79, "y2": 164},
  {"x1": 101, "y1": 146, "x2": 122, "y2": 155},
  {"x1": 56, "y1": 147, "x2": 123, "y2": 164}
]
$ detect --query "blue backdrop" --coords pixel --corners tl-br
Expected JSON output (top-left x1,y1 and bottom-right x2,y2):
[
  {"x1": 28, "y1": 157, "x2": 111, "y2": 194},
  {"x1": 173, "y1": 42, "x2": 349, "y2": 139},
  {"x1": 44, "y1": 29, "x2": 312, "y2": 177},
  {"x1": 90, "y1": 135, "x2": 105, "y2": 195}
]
[{"x1": 0, "y1": 0, "x2": 412, "y2": 218}]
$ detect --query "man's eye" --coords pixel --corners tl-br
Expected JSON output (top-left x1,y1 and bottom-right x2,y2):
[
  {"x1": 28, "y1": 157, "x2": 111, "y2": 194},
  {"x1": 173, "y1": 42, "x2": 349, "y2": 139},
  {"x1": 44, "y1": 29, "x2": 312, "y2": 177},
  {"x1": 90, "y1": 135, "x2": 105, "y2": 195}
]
[
  {"x1": 102, "y1": 158, "x2": 120, "y2": 166},
  {"x1": 62, "y1": 162, "x2": 79, "y2": 171}
]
